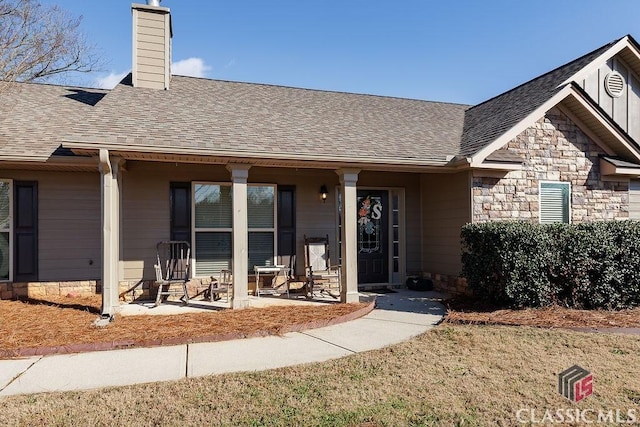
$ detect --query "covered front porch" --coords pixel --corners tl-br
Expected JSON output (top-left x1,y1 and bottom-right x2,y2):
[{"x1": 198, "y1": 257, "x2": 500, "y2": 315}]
[{"x1": 82, "y1": 148, "x2": 433, "y2": 317}]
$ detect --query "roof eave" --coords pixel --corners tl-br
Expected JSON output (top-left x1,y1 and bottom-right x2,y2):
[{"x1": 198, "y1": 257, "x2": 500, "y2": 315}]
[
  {"x1": 62, "y1": 141, "x2": 461, "y2": 173},
  {"x1": 469, "y1": 84, "x2": 640, "y2": 167},
  {"x1": 562, "y1": 35, "x2": 640, "y2": 87},
  {"x1": 600, "y1": 157, "x2": 640, "y2": 177}
]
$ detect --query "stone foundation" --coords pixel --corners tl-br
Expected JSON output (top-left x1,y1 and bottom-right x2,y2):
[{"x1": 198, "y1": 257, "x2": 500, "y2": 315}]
[
  {"x1": 0, "y1": 280, "x2": 101, "y2": 300},
  {"x1": 423, "y1": 272, "x2": 470, "y2": 296},
  {"x1": 0, "y1": 277, "x2": 219, "y2": 301}
]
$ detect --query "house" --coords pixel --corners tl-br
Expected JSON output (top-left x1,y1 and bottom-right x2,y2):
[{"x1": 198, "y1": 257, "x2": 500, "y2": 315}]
[{"x1": 2, "y1": 1, "x2": 640, "y2": 316}]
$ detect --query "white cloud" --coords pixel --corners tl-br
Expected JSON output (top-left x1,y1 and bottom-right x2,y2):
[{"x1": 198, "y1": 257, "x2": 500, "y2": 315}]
[
  {"x1": 172, "y1": 57, "x2": 211, "y2": 78},
  {"x1": 94, "y1": 71, "x2": 128, "y2": 89},
  {"x1": 92, "y1": 57, "x2": 211, "y2": 88}
]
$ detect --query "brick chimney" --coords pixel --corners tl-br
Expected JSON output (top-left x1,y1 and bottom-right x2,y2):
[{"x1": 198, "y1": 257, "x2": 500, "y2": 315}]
[{"x1": 132, "y1": 1, "x2": 172, "y2": 90}]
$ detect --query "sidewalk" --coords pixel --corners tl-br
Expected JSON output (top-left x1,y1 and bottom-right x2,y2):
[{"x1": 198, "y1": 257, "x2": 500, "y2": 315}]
[{"x1": 0, "y1": 290, "x2": 445, "y2": 397}]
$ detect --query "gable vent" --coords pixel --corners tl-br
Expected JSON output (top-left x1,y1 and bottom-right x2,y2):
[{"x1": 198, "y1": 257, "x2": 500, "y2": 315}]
[{"x1": 604, "y1": 71, "x2": 625, "y2": 98}]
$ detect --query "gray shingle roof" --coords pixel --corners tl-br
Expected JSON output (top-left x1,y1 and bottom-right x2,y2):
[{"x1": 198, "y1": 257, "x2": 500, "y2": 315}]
[
  {"x1": 601, "y1": 155, "x2": 640, "y2": 168},
  {"x1": 0, "y1": 82, "x2": 107, "y2": 160},
  {"x1": 0, "y1": 36, "x2": 627, "y2": 167},
  {"x1": 459, "y1": 39, "x2": 619, "y2": 157},
  {"x1": 69, "y1": 75, "x2": 469, "y2": 165}
]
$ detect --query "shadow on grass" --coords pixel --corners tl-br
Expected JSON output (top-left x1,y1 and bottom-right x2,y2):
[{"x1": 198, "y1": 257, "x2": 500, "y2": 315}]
[{"x1": 444, "y1": 296, "x2": 502, "y2": 313}]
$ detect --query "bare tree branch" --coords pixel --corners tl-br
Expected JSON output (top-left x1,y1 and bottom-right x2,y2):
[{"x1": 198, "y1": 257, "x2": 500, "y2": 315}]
[{"x1": 0, "y1": 0, "x2": 100, "y2": 89}]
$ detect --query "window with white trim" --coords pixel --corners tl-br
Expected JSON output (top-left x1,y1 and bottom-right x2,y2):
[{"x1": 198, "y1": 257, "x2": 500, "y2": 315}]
[
  {"x1": 539, "y1": 182, "x2": 570, "y2": 224},
  {"x1": 0, "y1": 180, "x2": 10, "y2": 281},
  {"x1": 192, "y1": 183, "x2": 276, "y2": 276}
]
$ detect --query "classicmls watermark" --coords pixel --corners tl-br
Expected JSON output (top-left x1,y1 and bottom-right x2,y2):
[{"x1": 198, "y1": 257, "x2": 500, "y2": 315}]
[
  {"x1": 515, "y1": 365, "x2": 638, "y2": 424},
  {"x1": 516, "y1": 409, "x2": 637, "y2": 424},
  {"x1": 558, "y1": 365, "x2": 593, "y2": 402}
]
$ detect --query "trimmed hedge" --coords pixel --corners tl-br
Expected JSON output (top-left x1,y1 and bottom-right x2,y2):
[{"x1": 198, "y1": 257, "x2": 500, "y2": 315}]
[{"x1": 461, "y1": 221, "x2": 640, "y2": 309}]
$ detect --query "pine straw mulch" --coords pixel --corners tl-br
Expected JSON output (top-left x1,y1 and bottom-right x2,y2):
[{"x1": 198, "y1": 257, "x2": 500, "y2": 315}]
[
  {"x1": 0, "y1": 295, "x2": 369, "y2": 358},
  {"x1": 445, "y1": 297, "x2": 640, "y2": 328}
]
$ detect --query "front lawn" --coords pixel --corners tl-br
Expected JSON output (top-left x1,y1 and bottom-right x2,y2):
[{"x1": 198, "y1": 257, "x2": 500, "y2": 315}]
[{"x1": 1, "y1": 324, "x2": 639, "y2": 426}]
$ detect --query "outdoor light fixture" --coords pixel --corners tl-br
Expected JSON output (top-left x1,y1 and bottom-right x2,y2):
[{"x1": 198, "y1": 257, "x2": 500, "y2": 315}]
[{"x1": 320, "y1": 184, "x2": 328, "y2": 203}]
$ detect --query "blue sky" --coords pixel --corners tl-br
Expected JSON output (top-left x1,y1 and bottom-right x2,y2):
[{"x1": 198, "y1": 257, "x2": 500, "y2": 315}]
[{"x1": 45, "y1": 0, "x2": 640, "y2": 105}]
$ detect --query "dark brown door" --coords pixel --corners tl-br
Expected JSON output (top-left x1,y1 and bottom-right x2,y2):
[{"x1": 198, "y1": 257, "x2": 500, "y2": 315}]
[
  {"x1": 277, "y1": 186, "x2": 296, "y2": 273},
  {"x1": 14, "y1": 181, "x2": 38, "y2": 282},
  {"x1": 357, "y1": 190, "x2": 388, "y2": 284}
]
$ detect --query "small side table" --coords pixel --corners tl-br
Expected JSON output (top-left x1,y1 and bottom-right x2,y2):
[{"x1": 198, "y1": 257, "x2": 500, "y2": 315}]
[{"x1": 254, "y1": 265, "x2": 290, "y2": 297}]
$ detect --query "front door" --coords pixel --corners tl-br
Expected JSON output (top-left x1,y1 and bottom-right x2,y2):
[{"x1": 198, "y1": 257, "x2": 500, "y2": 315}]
[{"x1": 357, "y1": 190, "x2": 388, "y2": 284}]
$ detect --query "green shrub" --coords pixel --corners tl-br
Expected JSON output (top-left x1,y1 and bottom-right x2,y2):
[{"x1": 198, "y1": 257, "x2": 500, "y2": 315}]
[{"x1": 461, "y1": 220, "x2": 640, "y2": 309}]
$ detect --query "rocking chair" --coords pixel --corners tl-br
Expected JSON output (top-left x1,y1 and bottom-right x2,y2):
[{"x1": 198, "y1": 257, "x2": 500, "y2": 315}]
[
  {"x1": 154, "y1": 241, "x2": 191, "y2": 306},
  {"x1": 304, "y1": 235, "x2": 341, "y2": 298}
]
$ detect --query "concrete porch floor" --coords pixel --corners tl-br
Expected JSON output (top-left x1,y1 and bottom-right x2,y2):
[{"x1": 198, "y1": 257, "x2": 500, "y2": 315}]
[{"x1": 119, "y1": 291, "x2": 351, "y2": 316}]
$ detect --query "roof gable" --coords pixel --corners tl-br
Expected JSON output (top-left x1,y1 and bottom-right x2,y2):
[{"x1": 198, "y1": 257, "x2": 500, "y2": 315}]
[{"x1": 459, "y1": 39, "x2": 620, "y2": 159}]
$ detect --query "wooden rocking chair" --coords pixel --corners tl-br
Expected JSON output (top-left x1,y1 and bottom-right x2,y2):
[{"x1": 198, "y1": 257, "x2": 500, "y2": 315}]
[
  {"x1": 304, "y1": 235, "x2": 341, "y2": 298},
  {"x1": 154, "y1": 241, "x2": 191, "y2": 306}
]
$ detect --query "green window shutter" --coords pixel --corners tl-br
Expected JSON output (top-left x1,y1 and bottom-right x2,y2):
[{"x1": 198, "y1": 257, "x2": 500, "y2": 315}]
[{"x1": 540, "y1": 182, "x2": 570, "y2": 224}]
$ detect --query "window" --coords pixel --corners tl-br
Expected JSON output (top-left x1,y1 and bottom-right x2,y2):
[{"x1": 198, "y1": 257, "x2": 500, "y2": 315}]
[
  {"x1": 192, "y1": 183, "x2": 275, "y2": 276},
  {"x1": 630, "y1": 179, "x2": 640, "y2": 219},
  {"x1": 247, "y1": 185, "x2": 275, "y2": 270},
  {"x1": 0, "y1": 180, "x2": 11, "y2": 281},
  {"x1": 539, "y1": 182, "x2": 570, "y2": 224}
]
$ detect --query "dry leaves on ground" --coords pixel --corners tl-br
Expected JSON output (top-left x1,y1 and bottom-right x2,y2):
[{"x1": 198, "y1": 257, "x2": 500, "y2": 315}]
[
  {"x1": 0, "y1": 295, "x2": 368, "y2": 355},
  {"x1": 445, "y1": 298, "x2": 640, "y2": 328}
]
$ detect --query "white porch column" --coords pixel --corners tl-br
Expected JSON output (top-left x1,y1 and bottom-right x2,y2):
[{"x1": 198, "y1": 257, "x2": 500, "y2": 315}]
[
  {"x1": 99, "y1": 149, "x2": 123, "y2": 318},
  {"x1": 337, "y1": 169, "x2": 360, "y2": 303},
  {"x1": 227, "y1": 164, "x2": 251, "y2": 309}
]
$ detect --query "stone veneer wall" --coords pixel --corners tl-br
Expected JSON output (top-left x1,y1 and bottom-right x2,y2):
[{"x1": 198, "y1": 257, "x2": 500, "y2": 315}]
[
  {"x1": 0, "y1": 278, "x2": 217, "y2": 301},
  {"x1": 422, "y1": 272, "x2": 470, "y2": 296},
  {"x1": 0, "y1": 281, "x2": 101, "y2": 300},
  {"x1": 473, "y1": 108, "x2": 629, "y2": 223}
]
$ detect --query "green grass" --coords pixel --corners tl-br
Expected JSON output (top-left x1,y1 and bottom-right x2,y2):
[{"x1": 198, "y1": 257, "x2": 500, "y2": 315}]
[{"x1": 1, "y1": 324, "x2": 639, "y2": 426}]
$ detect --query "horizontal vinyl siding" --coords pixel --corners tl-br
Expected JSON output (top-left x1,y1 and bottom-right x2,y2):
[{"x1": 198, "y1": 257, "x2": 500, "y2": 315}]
[
  {"x1": 122, "y1": 169, "x2": 171, "y2": 281},
  {"x1": 133, "y1": 8, "x2": 167, "y2": 89},
  {"x1": 0, "y1": 170, "x2": 101, "y2": 281},
  {"x1": 290, "y1": 171, "x2": 340, "y2": 276},
  {"x1": 122, "y1": 162, "x2": 232, "y2": 282},
  {"x1": 39, "y1": 173, "x2": 101, "y2": 280},
  {"x1": 421, "y1": 172, "x2": 471, "y2": 277}
]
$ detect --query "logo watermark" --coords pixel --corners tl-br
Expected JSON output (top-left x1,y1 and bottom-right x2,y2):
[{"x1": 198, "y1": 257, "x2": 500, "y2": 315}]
[
  {"x1": 516, "y1": 409, "x2": 637, "y2": 424},
  {"x1": 559, "y1": 365, "x2": 593, "y2": 402},
  {"x1": 515, "y1": 365, "x2": 637, "y2": 424}
]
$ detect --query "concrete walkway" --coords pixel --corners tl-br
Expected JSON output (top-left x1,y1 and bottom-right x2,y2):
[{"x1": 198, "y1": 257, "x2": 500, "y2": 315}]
[{"x1": 0, "y1": 290, "x2": 445, "y2": 397}]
